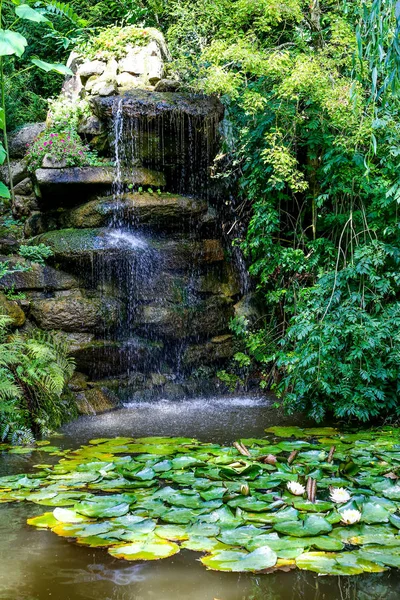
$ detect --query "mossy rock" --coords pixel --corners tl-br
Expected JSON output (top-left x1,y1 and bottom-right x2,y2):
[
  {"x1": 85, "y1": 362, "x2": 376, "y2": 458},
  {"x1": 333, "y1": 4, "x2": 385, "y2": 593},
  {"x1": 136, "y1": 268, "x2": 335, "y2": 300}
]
[{"x1": 0, "y1": 292, "x2": 25, "y2": 326}]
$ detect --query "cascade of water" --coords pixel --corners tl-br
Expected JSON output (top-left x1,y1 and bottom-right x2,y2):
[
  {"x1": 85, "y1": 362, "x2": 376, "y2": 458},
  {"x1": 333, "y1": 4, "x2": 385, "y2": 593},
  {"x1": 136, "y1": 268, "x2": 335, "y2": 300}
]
[{"x1": 88, "y1": 92, "x2": 237, "y2": 399}]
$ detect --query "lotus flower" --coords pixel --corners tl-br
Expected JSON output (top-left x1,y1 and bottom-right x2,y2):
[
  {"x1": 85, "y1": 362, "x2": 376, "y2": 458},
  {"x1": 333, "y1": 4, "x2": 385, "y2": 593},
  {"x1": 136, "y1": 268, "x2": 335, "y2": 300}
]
[
  {"x1": 287, "y1": 481, "x2": 305, "y2": 496},
  {"x1": 330, "y1": 487, "x2": 351, "y2": 503},
  {"x1": 340, "y1": 509, "x2": 361, "y2": 525}
]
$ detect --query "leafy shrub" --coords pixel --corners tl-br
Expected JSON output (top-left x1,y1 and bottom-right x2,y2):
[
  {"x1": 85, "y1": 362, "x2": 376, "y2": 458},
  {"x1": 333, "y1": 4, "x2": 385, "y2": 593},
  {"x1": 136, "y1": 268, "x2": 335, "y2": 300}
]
[
  {"x1": 19, "y1": 244, "x2": 54, "y2": 265},
  {"x1": 47, "y1": 96, "x2": 91, "y2": 132},
  {"x1": 76, "y1": 25, "x2": 162, "y2": 60},
  {"x1": 26, "y1": 130, "x2": 101, "y2": 171},
  {"x1": 0, "y1": 314, "x2": 76, "y2": 442}
]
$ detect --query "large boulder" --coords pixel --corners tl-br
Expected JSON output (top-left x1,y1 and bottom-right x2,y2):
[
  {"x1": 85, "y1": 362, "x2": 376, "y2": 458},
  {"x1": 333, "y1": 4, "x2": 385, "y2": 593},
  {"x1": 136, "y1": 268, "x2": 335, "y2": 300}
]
[
  {"x1": 26, "y1": 193, "x2": 208, "y2": 232},
  {"x1": 0, "y1": 256, "x2": 78, "y2": 291},
  {"x1": 182, "y1": 334, "x2": 235, "y2": 366},
  {"x1": 65, "y1": 334, "x2": 164, "y2": 377},
  {"x1": 91, "y1": 90, "x2": 224, "y2": 120},
  {"x1": 8, "y1": 123, "x2": 46, "y2": 158},
  {"x1": 0, "y1": 159, "x2": 28, "y2": 186},
  {"x1": 135, "y1": 295, "x2": 234, "y2": 340},
  {"x1": 28, "y1": 228, "x2": 225, "y2": 271},
  {"x1": 29, "y1": 290, "x2": 123, "y2": 332},
  {"x1": 34, "y1": 166, "x2": 166, "y2": 207}
]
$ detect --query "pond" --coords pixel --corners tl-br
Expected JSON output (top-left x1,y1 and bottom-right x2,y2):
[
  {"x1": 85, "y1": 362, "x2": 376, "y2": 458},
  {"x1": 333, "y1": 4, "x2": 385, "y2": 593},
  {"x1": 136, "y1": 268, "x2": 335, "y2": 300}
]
[{"x1": 1, "y1": 396, "x2": 400, "y2": 600}]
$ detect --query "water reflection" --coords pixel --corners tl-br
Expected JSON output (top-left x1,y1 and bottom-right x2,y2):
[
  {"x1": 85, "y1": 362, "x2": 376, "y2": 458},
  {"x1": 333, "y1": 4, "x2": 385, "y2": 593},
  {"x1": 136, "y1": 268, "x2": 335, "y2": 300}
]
[{"x1": 1, "y1": 400, "x2": 400, "y2": 600}]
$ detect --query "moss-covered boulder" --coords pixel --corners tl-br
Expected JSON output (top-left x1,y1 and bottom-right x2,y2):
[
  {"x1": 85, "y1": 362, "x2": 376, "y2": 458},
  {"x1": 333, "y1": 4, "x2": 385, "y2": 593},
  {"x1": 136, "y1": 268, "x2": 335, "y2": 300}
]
[
  {"x1": 26, "y1": 193, "x2": 209, "y2": 234},
  {"x1": 28, "y1": 228, "x2": 225, "y2": 271},
  {"x1": 29, "y1": 291, "x2": 123, "y2": 332},
  {"x1": 182, "y1": 334, "x2": 234, "y2": 366}
]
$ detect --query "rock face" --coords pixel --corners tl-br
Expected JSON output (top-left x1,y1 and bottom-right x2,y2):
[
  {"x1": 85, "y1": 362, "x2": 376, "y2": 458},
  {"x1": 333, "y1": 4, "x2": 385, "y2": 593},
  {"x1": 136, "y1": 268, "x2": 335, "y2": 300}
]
[
  {"x1": 8, "y1": 123, "x2": 46, "y2": 158},
  {"x1": 34, "y1": 167, "x2": 166, "y2": 206},
  {"x1": 5, "y1": 26, "x2": 246, "y2": 401},
  {"x1": 63, "y1": 28, "x2": 175, "y2": 100}
]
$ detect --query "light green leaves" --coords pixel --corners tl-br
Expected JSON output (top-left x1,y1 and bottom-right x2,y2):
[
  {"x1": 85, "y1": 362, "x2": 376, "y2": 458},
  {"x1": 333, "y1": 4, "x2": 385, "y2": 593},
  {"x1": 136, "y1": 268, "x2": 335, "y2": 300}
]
[
  {"x1": 108, "y1": 538, "x2": 180, "y2": 560},
  {"x1": 201, "y1": 546, "x2": 277, "y2": 572},
  {"x1": 0, "y1": 182, "x2": 10, "y2": 199},
  {"x1": 0, "y1": 30, "x2": 27, "y2": 57},
  {"x1": 31, "y1": 58, "x2": 73, "y2": 75},
  {"x1": 15, "y1": 5, "x2": 50, "y2": 23}
]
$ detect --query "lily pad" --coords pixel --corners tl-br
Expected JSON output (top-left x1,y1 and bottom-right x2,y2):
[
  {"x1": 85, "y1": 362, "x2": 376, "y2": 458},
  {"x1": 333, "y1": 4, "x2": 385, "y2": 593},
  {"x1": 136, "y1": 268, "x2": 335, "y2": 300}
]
[
  {"x1": 274, "y1": 515, "x2": 332, "y2": 537},
  {"x1": 201, "y1": 546, "x2": 277, "y2": 572},
  {"x1": 108, "y1": 538, "x2": 180, "y2": 561}
]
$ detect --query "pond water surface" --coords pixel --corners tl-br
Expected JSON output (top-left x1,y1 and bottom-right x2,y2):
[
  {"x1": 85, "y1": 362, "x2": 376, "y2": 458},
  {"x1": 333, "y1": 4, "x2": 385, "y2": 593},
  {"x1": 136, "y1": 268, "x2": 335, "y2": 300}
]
[{"x1": 1, "y1": 396, "x2": 399, "y2": 600}]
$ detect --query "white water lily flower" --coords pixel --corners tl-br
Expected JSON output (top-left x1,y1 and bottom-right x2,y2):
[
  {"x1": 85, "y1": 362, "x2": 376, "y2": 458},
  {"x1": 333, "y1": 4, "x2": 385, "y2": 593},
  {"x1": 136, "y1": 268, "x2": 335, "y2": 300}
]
[
  {"x1": 287, "y1": 481, "x2": 305, "y2": 496},
  {"x1": 330, "y1": 487, "x2": 351, "y2": 504},
  {"x1": 340, "y1": 509, "x2": 361, "y2": 525}
]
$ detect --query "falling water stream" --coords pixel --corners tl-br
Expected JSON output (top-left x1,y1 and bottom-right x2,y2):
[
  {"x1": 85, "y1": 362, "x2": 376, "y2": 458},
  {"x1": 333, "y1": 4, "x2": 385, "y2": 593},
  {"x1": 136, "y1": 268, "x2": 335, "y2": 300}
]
[{"x1": 1, "y1": 97, "x2": 398, "y2": 599}]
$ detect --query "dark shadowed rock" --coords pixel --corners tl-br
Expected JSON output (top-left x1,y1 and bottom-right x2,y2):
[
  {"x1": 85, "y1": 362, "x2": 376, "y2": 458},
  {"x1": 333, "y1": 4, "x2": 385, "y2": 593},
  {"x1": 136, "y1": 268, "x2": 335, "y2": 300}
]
[
  {"x1": 135, "y1": 295, "x2": 234, "y2": 340},
  {"x1": 0, "y1": 256, "x2": 78, "y2": 291},
  {"x1": 8, "y1": 123, "x2": 46, "y2": 158},
  {"x1": 91, "y1": 90, "x2": 224, "y2": 120},
  {"x1": 182, "y1": 334, "x2": 234, "y2": 366},
  {"x1": 34, "y1": 166, "x2": 166, "y2": 207}
]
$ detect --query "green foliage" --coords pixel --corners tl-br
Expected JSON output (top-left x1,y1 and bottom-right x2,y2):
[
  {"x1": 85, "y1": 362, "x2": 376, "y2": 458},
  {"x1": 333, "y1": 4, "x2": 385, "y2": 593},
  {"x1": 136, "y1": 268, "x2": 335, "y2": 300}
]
[
  {"x1": 155, "y1": 0, "x2": 400, "y2": 422},
  {"x1": 18, "y1": 244, "x2": 54, "y2": 265},
  {"x1": 26, "y1": 129, "x2": 101, "y2": 171},
  {"x1": 0, "y1": 313, "x2": 75, "y2": 442},
  {"x1": 76, "y1": 25, "x2": 162, "y2": 60}
]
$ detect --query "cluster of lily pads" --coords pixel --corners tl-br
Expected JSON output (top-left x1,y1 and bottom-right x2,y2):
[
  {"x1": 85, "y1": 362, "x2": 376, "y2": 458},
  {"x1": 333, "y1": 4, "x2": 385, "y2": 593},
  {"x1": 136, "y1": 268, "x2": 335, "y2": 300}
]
[{"x1": 2, "y1": 426, "x2": 400, "y2": 575}]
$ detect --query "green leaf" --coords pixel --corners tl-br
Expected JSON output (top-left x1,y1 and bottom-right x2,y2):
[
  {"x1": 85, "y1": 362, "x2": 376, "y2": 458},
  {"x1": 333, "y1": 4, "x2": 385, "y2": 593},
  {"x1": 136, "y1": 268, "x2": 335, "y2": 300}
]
[
  {"x1": 0, "y1": 30, "x2": 27, "y2": 57},
  {"x1": 274, "y1": 515, "x2": 332, "y2": 537},
  {"x1": 0, "y1": 182, "x2": 10, "y2": 199},
  {"x1": 201, "y1": 546, "x2": 277, "y2": 572},
  {"x1": 31, "y1": 58, "x2": 73, "y2": 75},
  {"x1": 15, "y1": 5, "x2": 50, "y2": 23},
  {"x1": 74, "y1": 497, "x2": 130, "y2": 518},
  {"x1": 108, "y1": 538, "x2": 180, "y2": 561}
]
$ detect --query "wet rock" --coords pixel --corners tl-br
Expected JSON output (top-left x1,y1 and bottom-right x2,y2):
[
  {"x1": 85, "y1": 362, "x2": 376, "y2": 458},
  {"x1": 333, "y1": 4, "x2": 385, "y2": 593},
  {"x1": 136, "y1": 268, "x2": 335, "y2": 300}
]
[
  {"x1": 69, "y1": 336, "x2": 164, "y2": 377},
  {"x1": 136, "y1": 295, "x2": 234, "y2": 340},
  {"x1": 182, "y1": 334, "x2": 234, "y2": 366},
  {"x1": 34, "y1": 167, "x2": 166, "y2": 207},
  {"x1": 76, "y1": 387, "x2": 118, "y2": 415},
  {"x1": 68, "y1": 371, "x2": 89, "y2": 392},
  {"x1": 77, "y1": 60, "x2": 106, "y2": 78},
  {"x1": 28, "y1": 229, "x2": 225, "y2": 271},
  {"x1": 154, "y1": 79, "x2": 181, "y2": 92},
  {"x1": 78, "y1": 115, "x2": 104, "y2": 136},
  {"x1": 12, "y1": 194, "x2": 36, "y2": 218},
  {"x1": 60, "y1": 193, "x2": 208, "y2": 229},
  {"x1": 0, "y1": 256, "x2": 78, "y2": 291},
  {"x1": 0, "y1": 292, "x2": 25, "y2": 326},
  {"x1": 151, "y1": 372, "x2": 167, "y2": 386},
  {"x1": 0, "y1": 159, "x2": 28, "y2": 186},
  {"x1": 14, "y1": 177, "x2": 33, "y2": 196},
  {"x1": 8, "y1": 123, "x2": 46, "y2": 158},
  {"x1": 29, "y1": 290, "x2": 122, "y2": 332},
  {"x1": 234, "y1": 293, "x2": 263, "y2": 324},
  {"x1": 91, "y1": 89, "x2": 224, "y2": 120}
]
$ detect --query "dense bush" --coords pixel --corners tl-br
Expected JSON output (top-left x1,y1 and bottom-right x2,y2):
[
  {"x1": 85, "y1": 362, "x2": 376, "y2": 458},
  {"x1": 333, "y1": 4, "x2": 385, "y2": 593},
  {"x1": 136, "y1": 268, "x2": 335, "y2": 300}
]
[{"x1": 26, "y1": 130, "x2": 101, "y2": 171}]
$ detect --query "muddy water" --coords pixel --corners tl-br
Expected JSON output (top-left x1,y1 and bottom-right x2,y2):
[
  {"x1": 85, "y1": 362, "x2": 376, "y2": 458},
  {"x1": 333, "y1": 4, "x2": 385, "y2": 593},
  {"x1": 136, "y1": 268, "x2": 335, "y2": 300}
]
[{"x1": 1, "y1": 397, "x2": 399, "y2": 600}]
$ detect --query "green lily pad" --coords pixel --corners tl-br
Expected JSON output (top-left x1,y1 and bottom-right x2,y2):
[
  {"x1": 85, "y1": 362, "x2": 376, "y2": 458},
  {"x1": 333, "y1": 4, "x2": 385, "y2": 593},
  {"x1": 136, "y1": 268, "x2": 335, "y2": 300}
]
[
  {"x1": 274, "y1": 515, "x2": 332, "y2": 537},
  {"x1": 108, "y1": 538, "x2": 180, "y2": 561},
  {"x1": 27, "y1": 512, "x2": 59, "y2": 529},
  {"x1": 201, "y1": 546, "x2": 277, "y2": 572}
]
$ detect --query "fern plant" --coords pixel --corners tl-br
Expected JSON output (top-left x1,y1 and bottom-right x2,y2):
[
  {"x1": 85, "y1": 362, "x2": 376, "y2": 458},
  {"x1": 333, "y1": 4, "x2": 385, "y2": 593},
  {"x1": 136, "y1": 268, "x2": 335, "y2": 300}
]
[{"x1": 0, "y1": 314, "x2": 76, "y2": 443}]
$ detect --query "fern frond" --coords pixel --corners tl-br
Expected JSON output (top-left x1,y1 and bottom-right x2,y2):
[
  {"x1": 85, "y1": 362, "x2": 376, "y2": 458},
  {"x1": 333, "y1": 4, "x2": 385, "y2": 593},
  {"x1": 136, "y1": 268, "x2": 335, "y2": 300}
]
[{"x1": 44, "y1": 1, "x2": 87, "y2": 27}]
